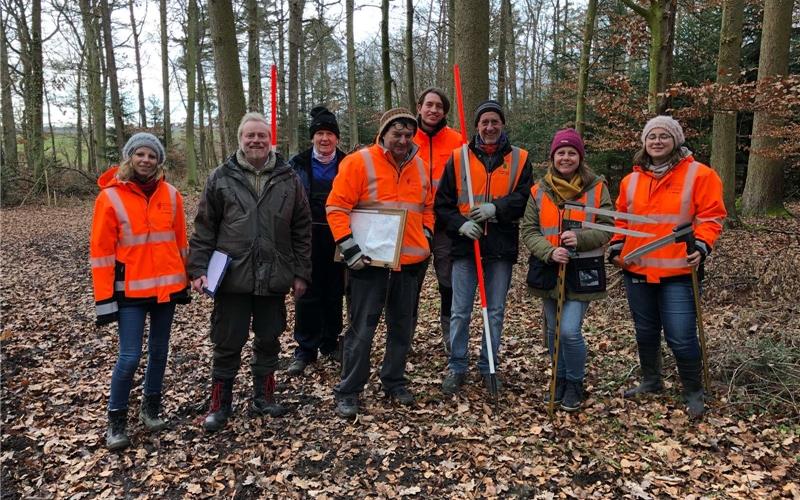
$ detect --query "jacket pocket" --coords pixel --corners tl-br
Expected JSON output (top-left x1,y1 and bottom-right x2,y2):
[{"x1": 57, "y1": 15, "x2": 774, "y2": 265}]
[
  {"x1": 268, "y1": 251, "x2": 294, "y2": 294},
  {"x1": 526, "y1": 255, "x2": 557, "y2": 290},
  {"x1": 566, "y1": 256, "x2": 606, "y2": 293}
]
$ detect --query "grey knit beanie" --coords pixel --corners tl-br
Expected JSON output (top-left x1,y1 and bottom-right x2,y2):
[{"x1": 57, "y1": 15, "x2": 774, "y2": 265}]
[
  {"x1": 641, "y1": 116, "x2": 685, "y2": 146},
  {"x1": 122, "y1": 132, "x2": 166, "y2": 165},
  {"x1": 473, "y1": 99, "x2": 505, "y2": 127}
]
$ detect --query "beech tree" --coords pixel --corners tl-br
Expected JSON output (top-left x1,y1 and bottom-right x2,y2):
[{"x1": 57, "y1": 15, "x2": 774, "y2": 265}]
[{"x1": 454, "y1": 0, "x2": 489, "y2": 129}]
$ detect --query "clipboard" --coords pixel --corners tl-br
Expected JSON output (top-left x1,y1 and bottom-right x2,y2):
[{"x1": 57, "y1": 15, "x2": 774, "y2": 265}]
[
  {"x1": 204, "y1": 250, "x2": 232, "y2": 297},
  {"x1": 335, "y1": 208, "x2": 407, "y2": 268}
]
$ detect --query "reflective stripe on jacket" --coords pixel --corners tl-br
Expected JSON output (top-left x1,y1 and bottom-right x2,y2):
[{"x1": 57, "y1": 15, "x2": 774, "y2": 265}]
[
  {"x1": 326, "y1": 144, "x2": 434, "y2": 266},
  {"x1": 612, "y1": 156, "x2": 726, "y2": 283},
  {"x1": 452, "y1": 144, "x2": 527, "y2": 214},
  {"x1": 413, "y1": 125, "x2": 463, "y2": 194},
  {"x1": 90, "y1": 166, "x2": 189, "y2": 319},
  {"x1": 531, "y1": 180, "x2": 606, "y2": 258}
]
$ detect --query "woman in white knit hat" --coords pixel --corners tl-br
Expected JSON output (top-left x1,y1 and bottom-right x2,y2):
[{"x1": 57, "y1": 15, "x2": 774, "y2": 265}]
[
  {"x1": 607, "y1": 116, "x2": 726, "y2": 419},
  {"x1": 90, "y1": 132, "x2": 190, "y2": 449}
]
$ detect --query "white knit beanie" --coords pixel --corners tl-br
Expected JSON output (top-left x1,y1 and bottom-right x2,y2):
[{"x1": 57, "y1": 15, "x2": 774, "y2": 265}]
[{"x1": 641, "y1": 115, "x2": 685, "y2": 146}]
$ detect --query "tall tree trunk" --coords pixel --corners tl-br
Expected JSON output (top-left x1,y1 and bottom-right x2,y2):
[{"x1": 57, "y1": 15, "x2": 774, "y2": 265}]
[
  {"x1": 278, "y1": 0, "x2": 287, "y2": 153},
  {"x1": 287, "y1": 0, "x2": 303, "y2": 154},
  {"x1": 80, "y1": 0, "x2": 105, "y2": 172},
  {"x1": 0, "y1": 7, "x2": 17, "y2": 169},
  {"x1": 208, "y1": 0, "x2": 247, "y2": 155},
  {"x1": 246, "y1": 0, "x2": 263, "y2": 111},
  {"x1": 185, "y1": 0, "x2": 199, "y2": 186},
  {"x1": 381, "y1": 0, "x2": 392, "y2": 109},
  {"x1": 454, "y1": 0, "x2": 489, "y2": 136},
  {"x1": 575, "y1": 0, "x2": 598, "y2": 135},
  {"x1": 741, "y1": 0, "x2": 794, "y2": 215},
  {"x1": 497, "y1": 0, "x2": 508, "y2": 108},
  {"x1": 24, "y1": 0, "x2": 44, "y2": 178},
  {"x1": 505, "y1": 0, "x2": 517, "y2": 105},
  {"x1": 129, "y1": 0, "x2": 147, "y2": 127},
  {"x1": 345, "y1": 0, "x2": 359, "y2": 148},
  {"x1": 197, "y1": 57, "x2": 207, "y2": 171},
  {"x1": 405, "y1": 0, "x2": 415, "y2": 110},
  {"x1": 100, "y1": 0, "x2": 125, "y2": 149},
  {"x1": 160, "y1": 0, "x2": 171, "y2": 147},
  {"x1": 199, "y1": 60, "x2": 219, "y2": 166},
  {"x1": 76, "y1": 54, "x2": 84, "y2": 171},
  {"x1": 446, "y1": 0, "x2": 455, "y2": 98},
  {"x1": 709, "y1": 0, "x2": 744, "y2": 224},
  {"x1": 620, "y1": 0, "x2": 676, "y2": 114}
]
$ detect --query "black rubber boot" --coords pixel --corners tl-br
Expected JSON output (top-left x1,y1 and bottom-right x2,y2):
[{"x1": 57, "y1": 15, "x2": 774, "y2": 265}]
[
  {"x1": 252, "y1": 372, "x2": 288, "y2": 417},
  {"x1": 139, "y1": 393, "x2": 168, "y2": 432},
  {"x1": 106, "y1": 409, "x2": 130, "y2": 451},
  {"x1": 203, "y1": 378, "x2": 234, "y2": 432},
  {"x1": 624, "y1": 347, "x2": 664, "y2": 398},
  {"x1": 676, "y1": 357, "x2": 705, "y2": 419}
]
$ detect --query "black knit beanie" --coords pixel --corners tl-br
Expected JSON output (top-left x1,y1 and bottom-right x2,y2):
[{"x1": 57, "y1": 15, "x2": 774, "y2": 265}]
[
  {"x1": 473, "y1": 99, "x2": 506, "y2": 127},
  {"x1": 309, "y1": 106, "x2": 340, "y2": 139}
]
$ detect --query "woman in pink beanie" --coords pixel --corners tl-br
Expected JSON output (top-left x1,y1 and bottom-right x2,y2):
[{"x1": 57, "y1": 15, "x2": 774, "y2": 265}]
[{"x1": 520, "y1": 128, "x2": 614, "y2": 412}]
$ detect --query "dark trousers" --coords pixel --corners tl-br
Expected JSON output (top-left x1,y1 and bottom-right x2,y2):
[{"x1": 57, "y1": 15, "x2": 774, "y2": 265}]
[
  {"x1": 210, "y1": 292, "x2": 286, "y2": 380},
  {"x1": 334, "y1": 263, "x2": 422, "y2": 398},
  {"x1": 293, "y1": 224, "x2": 345, "y2": 361}
]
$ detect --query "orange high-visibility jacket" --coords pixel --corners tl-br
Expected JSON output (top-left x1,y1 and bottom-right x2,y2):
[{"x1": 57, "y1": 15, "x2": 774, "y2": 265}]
[
  {"x1": 413, "y1": 125, "x2": 463, "y2": 194},
  {"x1": 326, "y1": 144, "x2": 434, "y2": 267},
  {"x1": 90, "y1": 166, "x2": 189, "y2": 322},
  {"x1": 531, "y1": 181, "x2": 606, "y2": 251},
  {"x1": 452, "y1": 144, "x2": 528, "y2": 214},
  {"x1": 611, "y1": 155, "x2": 726, "y2": 283}
]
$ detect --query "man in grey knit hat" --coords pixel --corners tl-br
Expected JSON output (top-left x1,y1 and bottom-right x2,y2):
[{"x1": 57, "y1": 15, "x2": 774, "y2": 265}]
[{"x1": 188, "y1": 112, "x2": 312, "y2": 433}]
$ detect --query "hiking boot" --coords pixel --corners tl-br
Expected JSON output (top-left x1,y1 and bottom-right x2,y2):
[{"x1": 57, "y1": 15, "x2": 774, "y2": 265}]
[
  {"x1": 139, "y1": 393, "x2": 168, "y2": 432},
  {"x1": 561, "y1": 380, "x2": 584, "y2": 412},
  {"x1": 286, "y1": 359, "x2": 308, "y2": 377},
  {"x1": 676, "y1": 357, "x2": 705, "y2": 419},
  {"x1": 441, "y1": 370, "x2": 467, "y2": 395},
  {"x1": 252, "y1": 372, "x2": 288, "y2": 417},
  {"x1": 482, "y1": 373, "x2": 503, "y2": 395},
  {"x1": 106, "y1": 409, "x2": 130, "y2": 451},
  {"x1": 334, "y1": 395, "x2": 359, "y2": 418},
  {"x1": 441, "y1": 315, "x2": 451, "y2": 355},
  {"x1": 624, "y1": 347, "x2": 664, "y2": 398},
  {"x1": 203, "y1": 378, "x2": 233, "y2": 432},
  {"x1": 387, "y1": 387, "x2": 415, "y2": 406},
  {"x1": 543, "y1": 377, "x2": 566, "y2": 404}
]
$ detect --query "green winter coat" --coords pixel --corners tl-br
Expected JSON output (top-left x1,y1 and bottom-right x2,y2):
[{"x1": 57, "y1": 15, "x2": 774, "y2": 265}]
[{"x1": 520, "y1": 173, "x2": 613, "y2": 301}]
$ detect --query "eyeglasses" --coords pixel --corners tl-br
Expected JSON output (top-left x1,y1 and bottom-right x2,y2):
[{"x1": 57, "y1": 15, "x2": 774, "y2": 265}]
[
  {"x1": 389, "y1": 120, "x2": 416, "y2": 132},
  {"x1": 646, "y1": 134, "x2": 673, "y2": 142}
]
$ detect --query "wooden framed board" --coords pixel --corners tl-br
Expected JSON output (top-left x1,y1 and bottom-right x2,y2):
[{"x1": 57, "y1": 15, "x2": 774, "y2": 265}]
[{"x1": 335, "y1": 208, "x2": 407, "y2": 268}]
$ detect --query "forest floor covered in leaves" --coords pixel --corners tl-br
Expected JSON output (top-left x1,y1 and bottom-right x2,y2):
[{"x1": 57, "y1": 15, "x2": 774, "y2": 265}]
[{"x1": 2, "y1": 196, "x2": 799, "y2": 498}]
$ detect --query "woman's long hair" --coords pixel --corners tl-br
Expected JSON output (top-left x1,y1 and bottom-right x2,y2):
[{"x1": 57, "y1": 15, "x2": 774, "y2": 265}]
[
  {"x1": 116, "y1": 158, "x2": 165, "y2": 182},
  {"x1": 548, "y1": 158, "x2": 595, "y2": 187}
]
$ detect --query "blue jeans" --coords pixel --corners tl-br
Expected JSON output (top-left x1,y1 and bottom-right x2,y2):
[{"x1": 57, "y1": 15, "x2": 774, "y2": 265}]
[
  {"x1": 108, "y1": 302, "x2": 175, "y2": 411},
  {"x1": 624, "y1": 275, "x2": 700, "y2": 362},
  {"x1": 448, "y1": 258, "x2": 513, "y2": 374},
  {"x1": 543, "y1": 299, "x2": 589, "y2": 382}
]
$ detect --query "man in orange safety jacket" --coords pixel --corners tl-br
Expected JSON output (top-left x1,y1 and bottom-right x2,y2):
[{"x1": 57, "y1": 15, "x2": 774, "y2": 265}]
[
  {"x1": 412, "y1": 87, "x2": 465, "y2": 354},
  {"x1": 327, "y1": 107, "x2": 434, "y2": 418},
  {"x1": 435, "y1": 99, "x2": 533, "y2": 396}
]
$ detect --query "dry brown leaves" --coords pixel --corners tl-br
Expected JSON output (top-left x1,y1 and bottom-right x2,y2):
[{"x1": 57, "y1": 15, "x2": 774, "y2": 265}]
[{"x1": 1, "y1": 197, "x2": 798, "y2": 498}]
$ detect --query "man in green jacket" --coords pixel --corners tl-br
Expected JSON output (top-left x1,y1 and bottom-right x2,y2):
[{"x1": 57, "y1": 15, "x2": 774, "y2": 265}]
[{"x1": 188, "y1": 112, "x2": 312, "y2": 432}]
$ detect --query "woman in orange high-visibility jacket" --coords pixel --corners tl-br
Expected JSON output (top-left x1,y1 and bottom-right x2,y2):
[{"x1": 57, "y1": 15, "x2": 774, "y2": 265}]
[
  {"x1": 608, "y1": 116, "x2": 726, "y2": 419},
  {"x1": 521, "y1": 129, "x2": 614, "y2": 413},
  {"x1": 89, "y1": 133, "x2": 189, "y2": 450}
]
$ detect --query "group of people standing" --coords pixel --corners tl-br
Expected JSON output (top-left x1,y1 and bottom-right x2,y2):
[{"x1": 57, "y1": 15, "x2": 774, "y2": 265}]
[{"x1": 90, "y1": 88, "x2": 725, "y2": 450}]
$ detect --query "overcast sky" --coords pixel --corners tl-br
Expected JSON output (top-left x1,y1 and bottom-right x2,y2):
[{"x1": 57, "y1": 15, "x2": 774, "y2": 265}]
[{"x1": 42, "y1": 1, "x2": 407, "y2": 127}]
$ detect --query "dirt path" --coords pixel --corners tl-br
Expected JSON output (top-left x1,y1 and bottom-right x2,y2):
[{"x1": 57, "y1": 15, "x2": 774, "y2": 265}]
[{"x1": 1, "y1": 199, "x2": 798, "y2": 498}]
